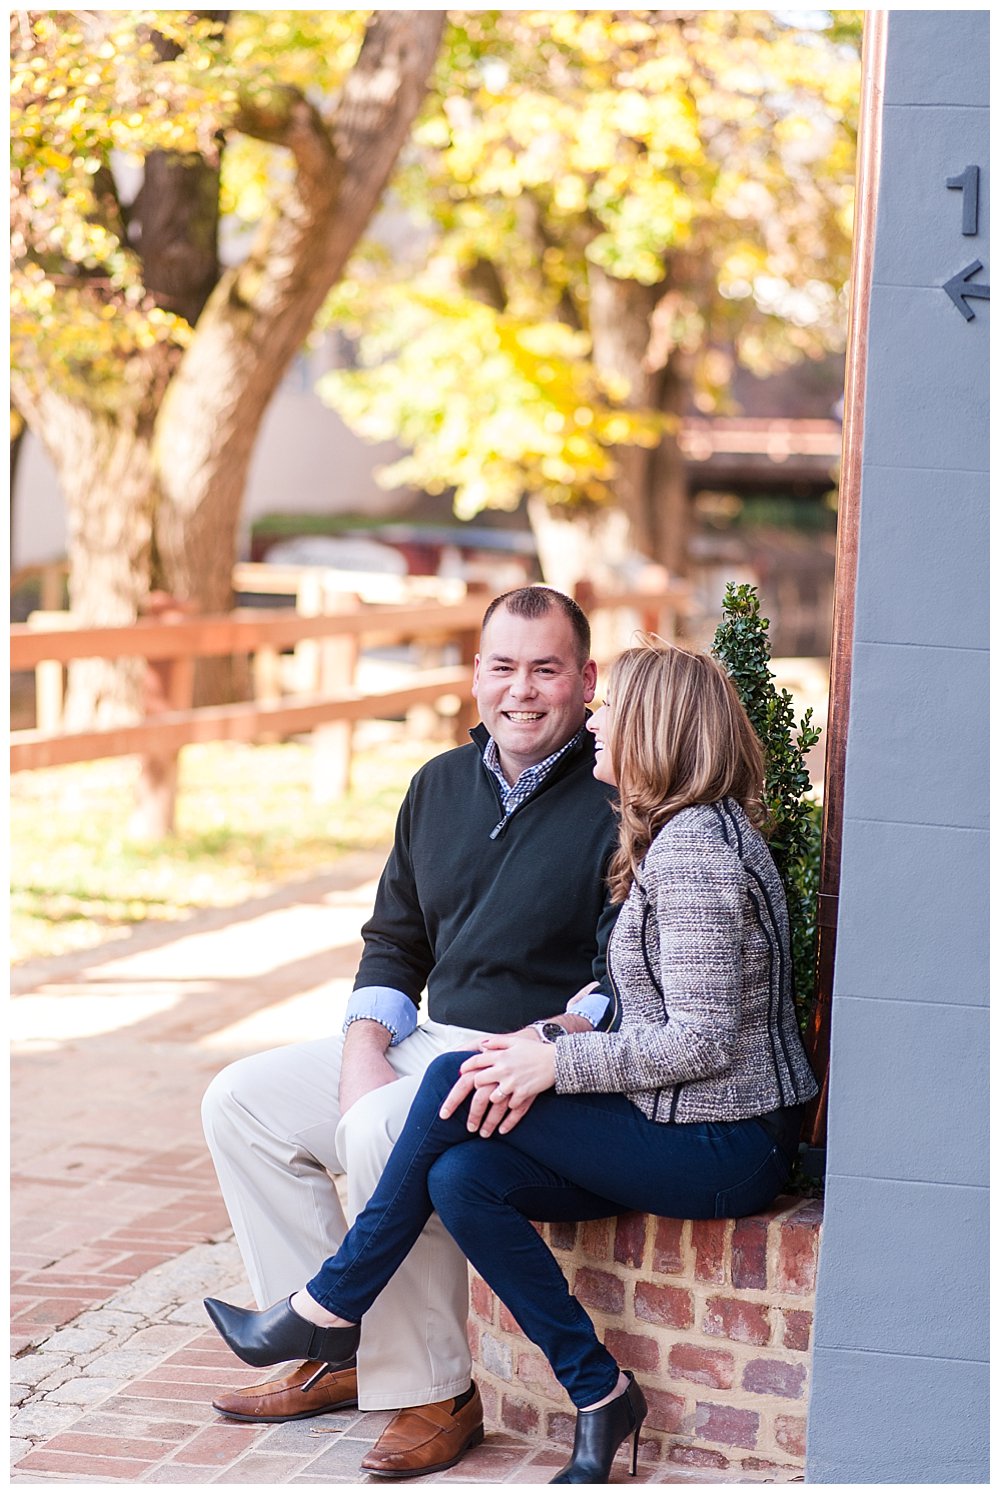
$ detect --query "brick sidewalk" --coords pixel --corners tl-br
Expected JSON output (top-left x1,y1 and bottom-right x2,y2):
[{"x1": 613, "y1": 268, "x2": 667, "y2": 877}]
[{"x1": 11, "y1": 858, "x2": 782, "y2": 1485}]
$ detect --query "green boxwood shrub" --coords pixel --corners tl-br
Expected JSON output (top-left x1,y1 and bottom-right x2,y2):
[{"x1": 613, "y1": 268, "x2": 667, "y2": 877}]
[{"x1": 712, "y1": 583, "x2": 822, "y2": 1032}]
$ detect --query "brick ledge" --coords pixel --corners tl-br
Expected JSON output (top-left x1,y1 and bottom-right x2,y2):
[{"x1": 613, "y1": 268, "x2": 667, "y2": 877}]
[{"x1": 469, "y1": 1194, "x2": 822, "y2": 1477}]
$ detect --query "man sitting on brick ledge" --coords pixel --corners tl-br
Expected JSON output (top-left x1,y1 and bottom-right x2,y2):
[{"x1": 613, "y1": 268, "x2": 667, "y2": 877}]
[{"x1": 201, "y1": 586, "x2": 618, "y2": 1478}]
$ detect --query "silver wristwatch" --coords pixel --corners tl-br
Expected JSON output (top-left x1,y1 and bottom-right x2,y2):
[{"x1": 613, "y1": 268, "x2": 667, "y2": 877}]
[{"x1": 531, "y1": 1021, "x2": 566, "y2": 1044}]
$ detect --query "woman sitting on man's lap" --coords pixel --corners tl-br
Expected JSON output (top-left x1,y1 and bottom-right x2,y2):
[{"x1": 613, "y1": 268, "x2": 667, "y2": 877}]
[{"x1": 205, "y1": 638, "x2": 818, "y2": 1485}]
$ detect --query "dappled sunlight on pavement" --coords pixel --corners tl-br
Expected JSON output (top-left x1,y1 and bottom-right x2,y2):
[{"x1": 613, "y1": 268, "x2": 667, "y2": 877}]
[
  {"x1": 12, "y1": 987, "x2": 185, "y2": 1048},
  {"x1": 11, "y1": 863, "x2": 386, "y2": 1055},
  {"x1": 198, "y1": 974, "x2": 355, "y2": 1055}
]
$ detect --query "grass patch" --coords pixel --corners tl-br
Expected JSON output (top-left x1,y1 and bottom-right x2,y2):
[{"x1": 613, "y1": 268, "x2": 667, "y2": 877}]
[{"x1": 11, "y1": 730, "x2": 447, "y2": 963}]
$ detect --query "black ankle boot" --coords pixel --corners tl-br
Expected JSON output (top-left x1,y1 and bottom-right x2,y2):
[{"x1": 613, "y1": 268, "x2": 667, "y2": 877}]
[
  {"x1": 550, "y1": 1371, "x2": 648, "y2": 1484},
  {"x1": 204, "y1": 1296, "x2": 361, "y2": 1374}
]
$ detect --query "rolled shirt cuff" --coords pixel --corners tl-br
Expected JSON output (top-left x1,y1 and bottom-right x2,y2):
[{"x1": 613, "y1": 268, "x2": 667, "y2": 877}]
[
  {"x1": 344, "y1": 987, "x2": 419, "y2": 1047},
  {"x1": 566, "y1": 992, "x2": 610, "y2": 1029}
]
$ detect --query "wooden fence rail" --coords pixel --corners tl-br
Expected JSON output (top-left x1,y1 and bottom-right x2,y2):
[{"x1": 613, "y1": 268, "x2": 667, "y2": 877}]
[
  {"x1": 8, "y1": 669, "x2": 476, "y2": 774},
  {"x1": 9, "y1": 597, "x2": 488, "y2": 670},
  {"x1": 10, "y1": 582, "x2": 689, "y2": 837}
]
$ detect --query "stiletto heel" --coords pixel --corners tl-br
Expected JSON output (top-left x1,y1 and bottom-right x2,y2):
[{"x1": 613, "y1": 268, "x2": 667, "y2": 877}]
[
  {"x1": 204, "y1": 1295, "x2": 360, "y2": 1373},
  {"x1": 300, "y1": 1362, "x2": 338, "y2": 1393},
  {"x1": 549, "y1": 1370, "x2": 648, "y2": 1484}
]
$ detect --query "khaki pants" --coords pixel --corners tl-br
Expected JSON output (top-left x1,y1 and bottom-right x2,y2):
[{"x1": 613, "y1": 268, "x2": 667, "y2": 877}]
[{"x1": 201, "y1": 1020, "x2": 488, "y2": 1410}]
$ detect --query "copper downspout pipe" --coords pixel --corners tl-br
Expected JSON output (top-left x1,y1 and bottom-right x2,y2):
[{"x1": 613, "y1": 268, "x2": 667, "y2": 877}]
[{"x1": 803, "y1": 13, "x2": 889, "y2": 1149}]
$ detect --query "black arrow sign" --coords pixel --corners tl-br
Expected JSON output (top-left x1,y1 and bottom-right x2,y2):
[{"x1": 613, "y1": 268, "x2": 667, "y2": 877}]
[{"x1": 944, "y1": 260, "x2": 990, "y2": 321}]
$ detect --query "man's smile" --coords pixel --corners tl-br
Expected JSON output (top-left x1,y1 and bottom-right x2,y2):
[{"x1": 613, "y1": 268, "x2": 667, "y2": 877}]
[{"x1": 503, "y1": 711, "x2": 545, "y2": 722}]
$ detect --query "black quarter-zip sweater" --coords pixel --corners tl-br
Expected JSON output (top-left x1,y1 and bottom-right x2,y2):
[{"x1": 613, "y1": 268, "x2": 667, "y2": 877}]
[{"x1": 354, "y1": 723, "x2": 620, "y2": 1033}]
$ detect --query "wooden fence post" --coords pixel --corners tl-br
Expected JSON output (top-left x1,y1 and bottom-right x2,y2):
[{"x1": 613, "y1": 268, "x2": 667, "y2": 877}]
[
  {"x1": 294, "y1": 569, "x2": 326, "y2": 693},
  {"x1": 34, "y1": 657, "x2": 64, "y2": 732},
  {"x1": 252, "y1": 645, "x2": 283, "y2": 706},
  {"x1": 450, "y1": 624, "x2": 478, "y2": 746},
  {"x1": 128, "y1": 594, "x2": 196, "y2": 841},
  {"x1": 40, "y1": 563, "x2": 66, "y2": 611},
  {"x1": 311, "y1": 591, "x2": 360, "y2": 803},
  {"x1": 27, "y1": 610, "x2": 76, "y2": 732},
  {"x1": 451, "y1": 583, "x2": 487, "y2": 745}
]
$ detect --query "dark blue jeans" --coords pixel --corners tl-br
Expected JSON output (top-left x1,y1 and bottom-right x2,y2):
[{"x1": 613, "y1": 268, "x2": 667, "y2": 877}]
[{"x1": 306, "y1": 1052, "x2": 796, "y2": 1407}]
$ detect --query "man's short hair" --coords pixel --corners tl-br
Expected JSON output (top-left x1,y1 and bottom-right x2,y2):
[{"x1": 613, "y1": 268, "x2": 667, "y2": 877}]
[{"x1": 481, "y1": 585, "x2": 591, "y2": 664}]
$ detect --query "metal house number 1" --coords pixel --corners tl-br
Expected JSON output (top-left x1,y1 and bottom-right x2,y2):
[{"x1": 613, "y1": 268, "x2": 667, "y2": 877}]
[
  {"x1": 944, "y1": 165, "x2": 989, "y2": 320},
  {"x1": 947, "y1": 165, "x2": 980, "y2": 234}
]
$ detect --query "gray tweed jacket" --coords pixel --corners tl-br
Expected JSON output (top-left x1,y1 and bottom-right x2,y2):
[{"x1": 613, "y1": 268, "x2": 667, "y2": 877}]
[{"x1": 553, "y1": 797, "x2": 818, "y2": 1123}]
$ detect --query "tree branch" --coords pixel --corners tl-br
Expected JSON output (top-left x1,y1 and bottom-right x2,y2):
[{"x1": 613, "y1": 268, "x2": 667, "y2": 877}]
[
  {"x1": 234, "y1": 85, "x2": 341, "y2": 191},
  {"x1": 166, "y1": 9, "x2": 444, "y2": 381},
  {"x1": 152, "y1": 9, "x2": 446, "y2": 609}
]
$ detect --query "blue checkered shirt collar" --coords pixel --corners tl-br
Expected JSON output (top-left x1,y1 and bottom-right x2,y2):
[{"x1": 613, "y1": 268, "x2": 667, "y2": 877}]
[{"x1": 482, "y1": 725, "x2": 586, "y2": 816}]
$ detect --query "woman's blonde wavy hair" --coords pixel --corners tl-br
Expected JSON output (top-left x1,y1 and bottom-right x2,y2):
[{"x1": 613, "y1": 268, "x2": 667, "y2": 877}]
[{"x1": 604, "y1": 636, "x2": 767, "y2": 902}]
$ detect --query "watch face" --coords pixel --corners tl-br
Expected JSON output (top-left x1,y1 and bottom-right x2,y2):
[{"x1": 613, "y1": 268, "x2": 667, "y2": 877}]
[{"x1": 541, "y1": 1023, "x2": 564, "y2": 1042}]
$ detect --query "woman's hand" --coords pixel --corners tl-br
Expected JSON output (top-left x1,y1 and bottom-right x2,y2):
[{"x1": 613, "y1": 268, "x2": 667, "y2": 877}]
[{"x1": 439, "y1": 1034, "x2": 557, "y2": 1137}]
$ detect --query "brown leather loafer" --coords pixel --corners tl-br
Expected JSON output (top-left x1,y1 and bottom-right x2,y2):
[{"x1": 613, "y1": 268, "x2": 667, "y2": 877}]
[
  {"x1": 212, "y1": 1359, "x2": 358, "y2": 1422},
  {"x1": 360, "y1": 1384, "x2": 485, "y2": 1478}
]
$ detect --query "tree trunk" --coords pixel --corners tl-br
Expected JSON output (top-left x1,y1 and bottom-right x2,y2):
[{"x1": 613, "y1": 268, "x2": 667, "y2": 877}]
[
  {"x1": 13, "y1": 379, "x2": 159, "y2": 725},
  {"x1": 649, "y1": 361, "x2": 690, "y2": 581},
  {"x1": 587, "y1": 266, "x2": 690, "y2": 577},
  {"x1": 527, "y1": 496, "x2": 633, "y2": 595},
  {"x1": 10, "y1": 415, "x2": 26, "y2": 563},
  {"x1": 132, "y1": 150, "x2": 222, "y2": 328},
  {"x1": 62, "y1": 416, "x2": 159, "y2": 727},
  {"x1": 152, "y1": 10, "x2": 445, "y2": 665}
]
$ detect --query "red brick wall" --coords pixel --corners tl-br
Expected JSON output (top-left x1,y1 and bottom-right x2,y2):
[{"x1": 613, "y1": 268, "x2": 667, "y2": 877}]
[{"x1": 468, "y1": 1195, "x2": 822, "y2": 1475}]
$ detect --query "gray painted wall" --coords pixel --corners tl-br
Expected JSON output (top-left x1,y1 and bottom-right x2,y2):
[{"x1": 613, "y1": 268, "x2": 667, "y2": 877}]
[{"x1": 806, "y1": 12, "x2": 988, "y2": 1484}]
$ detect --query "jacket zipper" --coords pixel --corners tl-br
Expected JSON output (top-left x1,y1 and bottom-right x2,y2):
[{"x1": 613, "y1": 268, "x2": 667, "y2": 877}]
[
  {"x1": 604, "y1": 954, "x2": 623, "y2": 1032},
  {"x1": 478, "y1": 724, "x2": 599, "y2": 840},
  {"x1": 640, "y1": 895, "x2": 683, "y2": 1122},
  {"x1": 484, "y1": 761, "x2": 513, "y2": 839}
]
